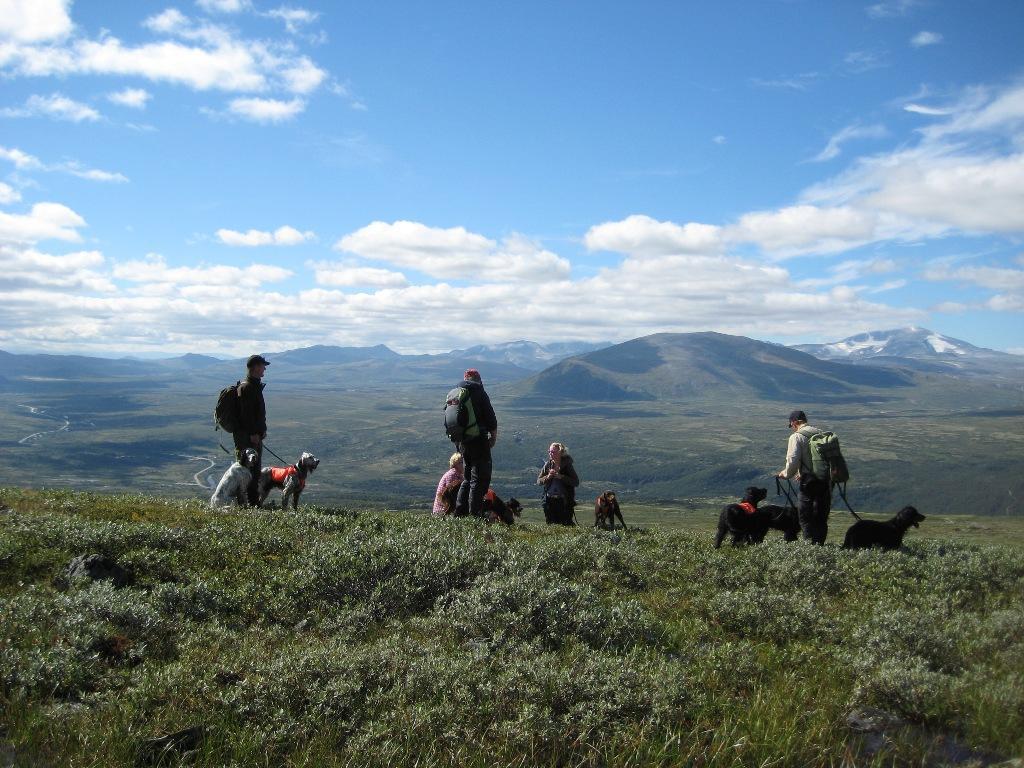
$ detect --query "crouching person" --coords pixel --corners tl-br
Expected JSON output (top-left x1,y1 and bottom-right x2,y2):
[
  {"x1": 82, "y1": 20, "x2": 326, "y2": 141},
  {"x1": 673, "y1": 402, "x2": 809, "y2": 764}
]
[
  {"x1": 211, "y1": 448, "x2": 259, "y2": 508},
  {"x1": 538, "y1": 442, "x2": 579, "y2": 525}
]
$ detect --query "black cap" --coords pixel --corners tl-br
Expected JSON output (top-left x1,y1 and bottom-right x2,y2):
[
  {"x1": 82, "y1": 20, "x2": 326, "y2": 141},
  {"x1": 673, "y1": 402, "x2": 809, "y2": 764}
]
[
  {"x1": 788, "y1": 410, "x2": 807, "y2": 423},
  {"x1": 247, "y1": 354, "x2": 270, "y2": 368}
]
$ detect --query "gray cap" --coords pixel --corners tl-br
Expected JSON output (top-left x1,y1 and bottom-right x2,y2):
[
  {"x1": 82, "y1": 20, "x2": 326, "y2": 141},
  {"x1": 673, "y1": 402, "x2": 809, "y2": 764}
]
[{"x1": 246, "y1": 354, "x2": 270, "y2": 368}]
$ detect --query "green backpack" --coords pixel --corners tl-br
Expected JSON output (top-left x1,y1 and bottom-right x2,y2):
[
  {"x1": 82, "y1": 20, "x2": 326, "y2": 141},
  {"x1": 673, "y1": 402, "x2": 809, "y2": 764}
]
[{"x1": 805, "y1": 430, "x2": 850, "y2": 486}]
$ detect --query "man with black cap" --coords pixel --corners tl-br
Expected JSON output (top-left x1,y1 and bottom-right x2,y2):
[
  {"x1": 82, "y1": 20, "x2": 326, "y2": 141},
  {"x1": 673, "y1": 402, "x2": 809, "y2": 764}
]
[
  {"x1": 778, "y1": 409, "x2": 831, "y2": 544},
  {"x1": 235, "y1": 354, "x2": 269, "y2": 506},
  {"x1": 453, "y1": 368, "x2": 498, "y2": 518}
]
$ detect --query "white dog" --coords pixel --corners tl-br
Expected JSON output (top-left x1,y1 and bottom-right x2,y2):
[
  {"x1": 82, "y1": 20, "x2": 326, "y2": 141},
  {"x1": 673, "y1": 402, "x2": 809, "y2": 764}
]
[{"x1": 210, "y1": 448, "x2": 259, "y2": 508}]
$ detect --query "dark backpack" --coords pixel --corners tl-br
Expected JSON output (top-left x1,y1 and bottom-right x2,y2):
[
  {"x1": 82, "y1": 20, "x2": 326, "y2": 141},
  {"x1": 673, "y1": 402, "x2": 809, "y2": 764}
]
[
  {"x1": 806, "y1": 430, "x2": 850, "y2": 486},
  {"x1": 443, "y1": 386, "x2": 479, "y2": 442},
  {"x1": 214, "y1": 381, "x2": 243, "y2": 433}
]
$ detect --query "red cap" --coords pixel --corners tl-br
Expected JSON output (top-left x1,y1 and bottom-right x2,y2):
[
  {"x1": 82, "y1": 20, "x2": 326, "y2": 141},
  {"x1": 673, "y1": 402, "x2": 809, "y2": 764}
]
[{"x1": 464, "y1": 368, "x2": 481, "y2": 382}]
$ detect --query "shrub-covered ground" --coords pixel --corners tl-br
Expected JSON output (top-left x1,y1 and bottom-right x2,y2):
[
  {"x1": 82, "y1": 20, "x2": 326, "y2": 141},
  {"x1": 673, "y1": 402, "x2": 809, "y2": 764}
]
[{"x1": 2, "y1": 488, "x2": 1023, "y2": 767}]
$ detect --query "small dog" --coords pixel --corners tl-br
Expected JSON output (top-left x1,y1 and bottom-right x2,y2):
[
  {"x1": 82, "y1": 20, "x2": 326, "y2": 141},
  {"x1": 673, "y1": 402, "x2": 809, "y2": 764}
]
[
  {"x1": 842, "y1": 506, "x2": 926, "y2": 550},
  {"x1": 714, "y1": 486, "x2": 768, "y2": 548},
  {"x1": 210, "y1": 448, "x2": 259, "y2": 508},
  {"x1": 594, "y1": 491, "x2": 626, "y2": 530},
  {"x1": 482, "y1": 488, "x2": 522, "y2": 525},
  {"x1": 257, "y1": 452, "x2": 320, "y2": 509}
]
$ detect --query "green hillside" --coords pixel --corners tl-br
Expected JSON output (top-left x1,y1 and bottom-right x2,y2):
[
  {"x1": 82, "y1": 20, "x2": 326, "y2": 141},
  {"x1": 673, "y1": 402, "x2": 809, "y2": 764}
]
[{"x1": 2, "y1": 488, "x2": 1023, "y2": 766}]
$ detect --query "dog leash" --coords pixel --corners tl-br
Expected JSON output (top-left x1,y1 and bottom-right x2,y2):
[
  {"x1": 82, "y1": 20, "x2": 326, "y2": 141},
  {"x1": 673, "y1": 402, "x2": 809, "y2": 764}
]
[
  {"x1": 775, "y1": 476, "x2": 798, "y2": 511},
  {"x1": 834, "y1": 482, "x2": 862, "y2": 521},
  {"x1": 218, "y1": 440, "x2": 288, "y2": 466}
]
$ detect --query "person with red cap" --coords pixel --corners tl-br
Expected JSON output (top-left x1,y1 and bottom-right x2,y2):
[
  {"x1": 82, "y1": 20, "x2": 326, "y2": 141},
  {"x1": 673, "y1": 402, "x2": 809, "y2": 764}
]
[{"x1": 453, "y1": 368, "x2": 498, "y2": 518}]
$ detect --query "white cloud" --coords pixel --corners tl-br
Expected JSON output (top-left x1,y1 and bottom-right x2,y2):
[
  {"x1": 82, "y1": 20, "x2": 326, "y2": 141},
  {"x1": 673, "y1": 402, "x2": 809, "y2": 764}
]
[
  {"x1": 62, "y1": 165, "x2": 129, "y2": 183},
  {"x1": 266, "y1": 6, "x2": 319, "y2": 34},
  {"x1": 0, "y1": 182, "x2": 21, "y2": 204},
  {"x1": 1, "y1": 144, "x2": 127, "y2": 183},
  {"x1": 866, "y1": 0, "x2": 920, "y2": 18},
  {"x1": 865, "y1": 153, "x2": 1024, "y2": 234},
  {"x1": 107, "y1": 87, "x2": 151, "y2": 109},
  {"x1": 0, "y1": 0, "x2": 73, "y2": 43},
  {"x1": 335, "y1": 221, "x2": 572, "y2": 282},
  {"x1": 196, "y1": 0, "x2": 251, "y2": 13},
  {"x1": 910, "y1": 31, "x2": 943, "y2": 48},
  {"x1": 216, "y1": 225, "x2": 315, "y2": 246},
  {"x1": 1, "y1": 92, "x2": 101, "y2": 122},
  {"x1": 0, "y1": 201, "x2": 86, "y2": 244},
  {"x1": 812, "y1": 124, "x2": 888, "y2": 162},
  {"x1": 712, "y1": 135, "x2": 726, "y2": 145},
  {"x1": 728, "y1": 205, "x2": 877, "y2": 256},
  {"x1": 904, "y1": 103, "x2": 953, "y2": 116},
  {"x1": 227, "y1": 96, "x2": 305, "y2": 122},
  {"x1": 0, "y1": 244, "x2": 114, "y2": 292},
  {"x1": 750, "y1": 73, "x2": 820, "y2": 91},
  {"x1": 584, "y1": 214, "x2": 722, "y2": 256},
  {"x1": 309, "y1": 260, "x2": 409, "y2": 288},
  {"x1": 0, "y1": 145, "x2": 41, "y2": 169},
  {"x1": 113, "y1": 253, "x2": 293, "y2": 287},
  {"x1": 2, "y1": 18, "x2": 327, "y2": 96}
]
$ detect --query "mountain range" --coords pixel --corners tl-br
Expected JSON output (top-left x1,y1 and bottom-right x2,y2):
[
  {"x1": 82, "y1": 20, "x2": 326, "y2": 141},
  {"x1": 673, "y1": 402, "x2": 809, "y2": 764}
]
[{"x1": 1, "y1": 329, "x2": 1019, "y2": 393}]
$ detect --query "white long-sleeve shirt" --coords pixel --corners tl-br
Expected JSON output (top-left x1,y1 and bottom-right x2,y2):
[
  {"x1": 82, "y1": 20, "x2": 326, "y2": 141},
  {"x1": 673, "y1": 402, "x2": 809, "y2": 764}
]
[{"x1": 780, "y1": 424, "x2": 822, "y2": 479}]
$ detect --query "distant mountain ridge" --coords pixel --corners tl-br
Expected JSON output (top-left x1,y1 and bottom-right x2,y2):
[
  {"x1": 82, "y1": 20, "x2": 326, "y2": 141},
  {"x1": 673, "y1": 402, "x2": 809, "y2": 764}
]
[
  {"x1": 792, "y1": 327, "x2": 1024, "y2": 377},
  {"x1": 515, "y1": 332, "x2": 914, "y2": 404}
]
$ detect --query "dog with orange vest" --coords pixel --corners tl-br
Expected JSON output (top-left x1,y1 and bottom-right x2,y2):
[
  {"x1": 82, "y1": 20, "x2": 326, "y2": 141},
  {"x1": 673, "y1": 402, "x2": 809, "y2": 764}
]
[{"x1": 257, "y1": 452, "x2": 319, "y2": 509}]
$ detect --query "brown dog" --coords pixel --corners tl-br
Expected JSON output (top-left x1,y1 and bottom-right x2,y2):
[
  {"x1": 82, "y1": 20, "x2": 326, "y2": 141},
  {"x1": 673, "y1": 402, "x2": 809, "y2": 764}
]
[{"x1": 594, "y1": 491, "x2": 625, "y2": 530}]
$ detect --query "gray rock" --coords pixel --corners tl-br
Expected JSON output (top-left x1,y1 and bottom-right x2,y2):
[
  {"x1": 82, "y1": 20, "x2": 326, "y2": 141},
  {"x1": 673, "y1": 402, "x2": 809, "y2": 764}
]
[
  {"x1": 63, "y1": 554, "x2": 134, "y2": 589},
  {"x1": 845, "y1": 707, "x2": 906, "y2": 733}
]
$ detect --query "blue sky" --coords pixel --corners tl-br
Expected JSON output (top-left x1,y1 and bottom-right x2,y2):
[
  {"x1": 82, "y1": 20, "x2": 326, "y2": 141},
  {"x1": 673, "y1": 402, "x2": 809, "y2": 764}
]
[{"x1": 1, "y1": 0, "x2": 1023, "y2": 357}]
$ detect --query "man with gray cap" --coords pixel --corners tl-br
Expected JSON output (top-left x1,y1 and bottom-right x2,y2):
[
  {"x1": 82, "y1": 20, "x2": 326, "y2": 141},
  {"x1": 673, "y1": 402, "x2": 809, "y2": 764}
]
[
  {"x1": 234, "y1": 354, "x2": 269, "y2": 506},
  {"x1": 778, "y1": 409, "x2": 831, "y2": 544}
]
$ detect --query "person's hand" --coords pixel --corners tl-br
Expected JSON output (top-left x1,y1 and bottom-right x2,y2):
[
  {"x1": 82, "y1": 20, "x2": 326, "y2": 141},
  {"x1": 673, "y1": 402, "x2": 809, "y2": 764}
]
[{"x1": 488, "y1": 433, "x2": 497, "y2": 448}]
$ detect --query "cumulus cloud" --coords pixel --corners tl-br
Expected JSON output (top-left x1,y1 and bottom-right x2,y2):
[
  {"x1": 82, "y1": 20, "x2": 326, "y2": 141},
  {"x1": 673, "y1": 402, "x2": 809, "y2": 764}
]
[
  {"x1": 1, "y1": 92, "x2": 101, "y2": 122},
  {"x1": 0, "y1": 202, "x2": 85, "y2": 244},
  {"x1": 216, "y1": 225, "x2": 315, "y2": 246},
  {"x1": 107, "y1": 87, "x2": 151, "y2": 109},
  {"x1": 335, "y1": 220, "x2": 570, "y2": 282},
  {"x1": 584, "y1": 214, "x2": 721, "y2": 256},
  {"x1": 1, "y1": 11, "x2": 327, "y2": 96},
  {"x1": 309, "y1": 260, "x2": 409, "y2": 288},
  {"x1": 113, "y1": 253, "x2": 293, "y2": 288},
  {"x1": 728, "y1": 205, "x2": 878, "y2": 256},
  {"x1": 910, "y1": 31, "x2": 943, "y2": 48},
  {"x1": 0, "y1": 0, "x2": 73, "y2": 43},
  {"x1": 226, "y1": 96, "x2": 305, "y2": 122},
  {"x1": 0, "y1": 244, "x2": 114, "y2": 292}
]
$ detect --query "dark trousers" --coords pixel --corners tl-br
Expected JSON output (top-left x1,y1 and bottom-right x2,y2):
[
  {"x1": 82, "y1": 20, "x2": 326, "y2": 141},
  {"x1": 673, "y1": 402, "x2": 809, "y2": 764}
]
[
  {"x1": 456, "y1": 439, "x2": 491, "y2": 518},
  {"x1": 232, "y1": 432, "x2": 262, "y2": 506},
  {"x1": 798, "y1": 477, "x2": 832, "y2": 544},
  {"x1": 543, "y1": 496, "x2": 574, "y2": 526}
]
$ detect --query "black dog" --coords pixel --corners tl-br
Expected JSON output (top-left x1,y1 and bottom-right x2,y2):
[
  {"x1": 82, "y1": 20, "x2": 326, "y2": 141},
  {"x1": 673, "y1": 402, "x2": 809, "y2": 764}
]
[
  {"x1": 482, "y1": 488, "x2": 522, "y2": 525},
  {"x1": 752, "y1": 502, "x2": 801, "y2": 543},
  {"x1": 842, "y1": 506, "x2": 926, "y2": 550},
  {"x1": 714, "y1": 486, "x2": 768, "y2": 548}
]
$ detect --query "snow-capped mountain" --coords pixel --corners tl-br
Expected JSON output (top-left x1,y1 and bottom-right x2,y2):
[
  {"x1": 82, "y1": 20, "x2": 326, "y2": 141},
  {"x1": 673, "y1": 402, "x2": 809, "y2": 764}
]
[{"x1": 792, "y1": 327, "x2": 1023, "y2": 376}]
